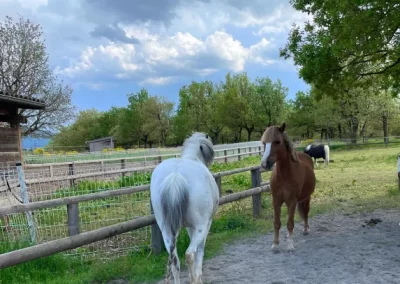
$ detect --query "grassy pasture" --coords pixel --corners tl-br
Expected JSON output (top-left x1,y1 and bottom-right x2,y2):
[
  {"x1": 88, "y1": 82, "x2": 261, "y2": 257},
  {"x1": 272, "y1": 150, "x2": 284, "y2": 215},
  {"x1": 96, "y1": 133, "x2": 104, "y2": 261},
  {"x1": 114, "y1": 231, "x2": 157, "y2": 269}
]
[{"x1": 1, "y1": 146, "x2": 400, "y2": 284}]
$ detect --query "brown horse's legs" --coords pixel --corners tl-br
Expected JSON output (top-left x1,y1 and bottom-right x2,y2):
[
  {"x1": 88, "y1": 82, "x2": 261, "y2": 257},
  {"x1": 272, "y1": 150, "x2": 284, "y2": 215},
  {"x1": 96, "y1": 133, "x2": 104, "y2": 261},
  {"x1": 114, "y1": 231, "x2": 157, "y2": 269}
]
[
  {"x1": 303, "y1": 198, "x2": 311, "y2": 235},
  {"x1": 286, "y1": 201, "x2": 297, "y2": 252},
  {"x1": 271, "y1": 198, "x2": 282, "y2": 252}
]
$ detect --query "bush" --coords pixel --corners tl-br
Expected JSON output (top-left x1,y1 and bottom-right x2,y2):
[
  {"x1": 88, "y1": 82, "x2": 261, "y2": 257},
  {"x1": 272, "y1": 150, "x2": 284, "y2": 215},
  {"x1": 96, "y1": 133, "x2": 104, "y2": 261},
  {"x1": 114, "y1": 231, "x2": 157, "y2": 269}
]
[
  {"x1": 33, "y1": 148, "x2": 45, "y2": 155},
  {"x1": 300, "y1": 139, "x2": 314, "y2": 146}
]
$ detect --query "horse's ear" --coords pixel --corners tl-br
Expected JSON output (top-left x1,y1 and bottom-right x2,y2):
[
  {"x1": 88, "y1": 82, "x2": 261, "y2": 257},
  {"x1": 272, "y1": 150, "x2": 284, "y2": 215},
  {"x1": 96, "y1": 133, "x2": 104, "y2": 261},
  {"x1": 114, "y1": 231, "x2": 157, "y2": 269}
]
[{"x1": 279, "y1": 122, "x2": 286, "y2": 132}]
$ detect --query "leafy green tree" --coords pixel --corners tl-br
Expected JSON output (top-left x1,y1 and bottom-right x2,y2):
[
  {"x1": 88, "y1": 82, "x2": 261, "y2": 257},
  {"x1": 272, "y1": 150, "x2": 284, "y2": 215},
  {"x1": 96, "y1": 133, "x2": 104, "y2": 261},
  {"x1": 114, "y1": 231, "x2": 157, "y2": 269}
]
[
  {"x1": 50, "y1": 109, "x2": 104, "y2": 150},
  {"x1": 286, "y1": 91, "x2": 316, "y2": 138},
  {"x1": 369, "y1": 89, "x2": 400, "y2": 142},
  {"x1": 281, "y1": 0, "x2": 400, "y2": 96},
  {"x1": 254, "y1": 77, "x2": 288, "y2": 129},
  {"x1": 141, "y1": 96, "x2": 174, "y2": 147}
]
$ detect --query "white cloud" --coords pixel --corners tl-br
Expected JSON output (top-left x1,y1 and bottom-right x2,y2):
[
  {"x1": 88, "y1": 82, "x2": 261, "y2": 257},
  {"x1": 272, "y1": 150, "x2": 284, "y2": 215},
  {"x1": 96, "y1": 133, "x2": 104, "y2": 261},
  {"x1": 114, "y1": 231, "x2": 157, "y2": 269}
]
[
  {"x1": 1, "y1": 0, "x2": 312, "y2": 87},
  {"x1": 253, "y1": 4, "x2": 313, "y2": 37},
  {"x1": 204, "y1": 31, "x2": 248, "y2": 72},
  {"x1": 57, "y1": 29, "x2": 254, "y2": 83},
  {"x1": 56, "y1": 42, "x2": 140, "y2": 78},
  {"x1": 140, "y1": 76, "x2": 174, "y2": 85},
  {"x1": 249, "y1": 38, "x2": 275, "y2": 66}
]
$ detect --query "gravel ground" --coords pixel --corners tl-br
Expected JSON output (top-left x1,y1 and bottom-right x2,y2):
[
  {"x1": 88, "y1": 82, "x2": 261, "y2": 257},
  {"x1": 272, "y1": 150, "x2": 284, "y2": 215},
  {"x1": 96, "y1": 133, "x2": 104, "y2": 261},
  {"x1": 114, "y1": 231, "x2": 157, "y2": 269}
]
[{"x1": 124, "y1": 209, "x2": 400, "y2": 284}]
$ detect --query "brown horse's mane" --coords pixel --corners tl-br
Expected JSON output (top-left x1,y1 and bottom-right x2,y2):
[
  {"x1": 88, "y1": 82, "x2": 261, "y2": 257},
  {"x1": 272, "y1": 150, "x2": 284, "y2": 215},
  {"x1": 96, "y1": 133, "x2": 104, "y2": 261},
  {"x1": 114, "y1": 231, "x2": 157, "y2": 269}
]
[{"x1": 261, "y1": 126, "x2": 299, "y2": 162}]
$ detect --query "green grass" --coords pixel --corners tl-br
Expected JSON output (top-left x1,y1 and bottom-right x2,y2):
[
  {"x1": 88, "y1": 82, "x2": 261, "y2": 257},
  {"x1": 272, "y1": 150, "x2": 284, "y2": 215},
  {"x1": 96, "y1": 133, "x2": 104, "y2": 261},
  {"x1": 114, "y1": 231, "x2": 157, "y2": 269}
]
[{"x1": 1, "y1": 146, "x2": 400, "y2": 284}]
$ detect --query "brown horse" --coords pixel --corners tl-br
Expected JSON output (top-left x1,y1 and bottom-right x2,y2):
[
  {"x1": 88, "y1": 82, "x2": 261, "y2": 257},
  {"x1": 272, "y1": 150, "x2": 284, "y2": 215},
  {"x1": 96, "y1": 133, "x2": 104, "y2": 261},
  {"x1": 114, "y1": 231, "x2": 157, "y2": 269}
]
[{"x1": 260, "y1": 122, "x2": 316, "y2": 252}]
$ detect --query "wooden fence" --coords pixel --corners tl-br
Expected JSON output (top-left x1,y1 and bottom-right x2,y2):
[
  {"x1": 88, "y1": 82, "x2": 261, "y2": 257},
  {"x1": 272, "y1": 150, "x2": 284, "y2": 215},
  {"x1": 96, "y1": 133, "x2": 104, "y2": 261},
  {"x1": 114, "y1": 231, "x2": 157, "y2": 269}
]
[
  {"x1": 21, "y1": 146, "x2": 264, "y2": 187},
  {"x1": 0, "y1": 165, "x2": 269, "y2": 269},
  {"x1": 398, "y1": 155, "x2": 400, "y2": 190}
]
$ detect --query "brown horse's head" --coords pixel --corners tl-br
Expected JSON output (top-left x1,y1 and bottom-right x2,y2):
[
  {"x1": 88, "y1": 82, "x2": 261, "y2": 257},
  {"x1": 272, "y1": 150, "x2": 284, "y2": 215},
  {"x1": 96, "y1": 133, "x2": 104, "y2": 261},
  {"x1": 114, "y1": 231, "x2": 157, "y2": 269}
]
[{"x1": 260, "y1": 122, "x2": 298, "y2": 170}]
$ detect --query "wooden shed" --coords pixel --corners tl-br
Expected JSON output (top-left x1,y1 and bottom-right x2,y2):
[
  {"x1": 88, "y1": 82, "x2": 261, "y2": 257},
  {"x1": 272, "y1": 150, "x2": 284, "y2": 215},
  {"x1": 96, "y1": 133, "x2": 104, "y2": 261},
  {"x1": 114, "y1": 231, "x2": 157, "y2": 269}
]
[
  {"x1": 86, "y1": 136, "x2": 115, "y2": 152},
  {"x1": 0, "y1": 92, "x2": 45, "y2": 165}
]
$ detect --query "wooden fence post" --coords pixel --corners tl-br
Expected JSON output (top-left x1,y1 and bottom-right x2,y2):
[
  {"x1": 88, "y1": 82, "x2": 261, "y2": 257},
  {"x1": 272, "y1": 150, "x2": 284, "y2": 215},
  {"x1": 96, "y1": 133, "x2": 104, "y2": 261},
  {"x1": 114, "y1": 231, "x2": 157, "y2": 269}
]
[
  {"x1": 258, "y1": 146, "x2": 262, "y2": 155},
  {"x1": 49, "y1": 165, "x2": 54, "y2": 178},
  {"x1": 16, "y1": 162, "x2": 37, "y2": 243},
  {"x1": 224, "y1": 150, "x2": 228, "y2": 163},
  {"x1": 157, "y1": 156, "x2": 162, "y2": 164},
  {"x1": 150, "y1": 202, "x2": 164, "y2": 254},
  {"x1": 398, "y1": 155, "x2": 400, "y2": 190},
  {"x1": 238, "y1": 148, "x2": 241, "y2": 161},
  {"x1": 251, "y1": 167, "x2": 262, "y2": 218},
  {"x1": 214, "y1": 176, "x2": 222, "y2": 197},
  {"x1": 68, "y1": 163, "x2": 75, "y2": 187},
  {"x1": 249, "y1": 147, "x2": 252, "y2": 156},
  {"x1": 121, "y1": 159, "x2": 126, "y2": 177},
  {"x1": 67, "y1": 203, "x2": 80, "y2": 236}
]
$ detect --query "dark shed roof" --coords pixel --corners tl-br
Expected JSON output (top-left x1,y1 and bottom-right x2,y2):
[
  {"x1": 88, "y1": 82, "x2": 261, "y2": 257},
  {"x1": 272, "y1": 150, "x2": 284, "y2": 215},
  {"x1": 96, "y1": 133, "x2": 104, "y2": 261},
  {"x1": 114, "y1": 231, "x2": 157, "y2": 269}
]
[{"x1": 0, "y1": 92, "x2": 46, "y2": 110}]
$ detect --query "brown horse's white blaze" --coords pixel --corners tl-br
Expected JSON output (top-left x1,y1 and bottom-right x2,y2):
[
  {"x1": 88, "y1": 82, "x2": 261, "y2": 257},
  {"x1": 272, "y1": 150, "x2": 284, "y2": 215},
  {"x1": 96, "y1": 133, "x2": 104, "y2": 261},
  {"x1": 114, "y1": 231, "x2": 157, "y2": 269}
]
[{"x1": 260, "y1": 123, "x2": 316, "y2": 253}]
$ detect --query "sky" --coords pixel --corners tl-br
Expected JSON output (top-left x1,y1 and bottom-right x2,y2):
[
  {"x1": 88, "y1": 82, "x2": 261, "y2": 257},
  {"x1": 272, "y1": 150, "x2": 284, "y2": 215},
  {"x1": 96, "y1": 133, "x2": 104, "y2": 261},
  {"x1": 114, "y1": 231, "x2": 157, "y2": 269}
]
[{"x1": 0, "y1": 0, "x2": 312, "y2": 113}]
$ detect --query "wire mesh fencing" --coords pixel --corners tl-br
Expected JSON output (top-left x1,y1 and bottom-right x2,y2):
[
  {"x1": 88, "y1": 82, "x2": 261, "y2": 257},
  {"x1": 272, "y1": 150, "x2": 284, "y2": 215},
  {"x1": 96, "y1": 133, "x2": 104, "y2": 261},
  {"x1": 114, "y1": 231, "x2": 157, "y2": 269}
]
[
  {"x1": 0, "y1": 144, "x2": 264, "y2": 260},
  {"x1": 0, "y1": 163, "x2": 153, "y2": 260}
]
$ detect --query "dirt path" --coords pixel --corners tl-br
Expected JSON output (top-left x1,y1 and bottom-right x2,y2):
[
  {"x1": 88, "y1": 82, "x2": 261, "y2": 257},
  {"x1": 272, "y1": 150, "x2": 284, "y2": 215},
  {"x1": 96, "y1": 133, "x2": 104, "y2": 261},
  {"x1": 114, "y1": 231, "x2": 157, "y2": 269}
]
[{"x1": 151, "y1": 209, "x2": 400, "y2": 284}]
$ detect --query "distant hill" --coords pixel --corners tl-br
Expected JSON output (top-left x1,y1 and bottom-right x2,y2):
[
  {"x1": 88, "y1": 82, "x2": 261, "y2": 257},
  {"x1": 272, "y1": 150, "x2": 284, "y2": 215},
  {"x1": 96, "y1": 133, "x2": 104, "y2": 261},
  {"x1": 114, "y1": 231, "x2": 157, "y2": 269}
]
[{"x1": 22, "y1": 137, "x2": 51, "y2": 150}]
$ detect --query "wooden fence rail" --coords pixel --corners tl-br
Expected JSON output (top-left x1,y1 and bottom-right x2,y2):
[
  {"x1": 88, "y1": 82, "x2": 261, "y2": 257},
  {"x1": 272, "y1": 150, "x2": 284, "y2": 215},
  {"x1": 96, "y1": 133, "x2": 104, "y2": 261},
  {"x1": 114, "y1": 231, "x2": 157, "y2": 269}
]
[{"x1": 0, "y1": 165, "x2": 270, "y2": 269}]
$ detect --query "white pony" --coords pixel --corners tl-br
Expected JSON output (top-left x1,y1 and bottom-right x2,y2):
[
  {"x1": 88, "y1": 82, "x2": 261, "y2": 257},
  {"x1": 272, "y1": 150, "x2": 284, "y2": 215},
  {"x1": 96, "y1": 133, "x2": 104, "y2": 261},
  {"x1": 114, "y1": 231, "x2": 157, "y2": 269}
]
[{"x1": 150, "y1": 132, "x2": 219, "y2": 284}]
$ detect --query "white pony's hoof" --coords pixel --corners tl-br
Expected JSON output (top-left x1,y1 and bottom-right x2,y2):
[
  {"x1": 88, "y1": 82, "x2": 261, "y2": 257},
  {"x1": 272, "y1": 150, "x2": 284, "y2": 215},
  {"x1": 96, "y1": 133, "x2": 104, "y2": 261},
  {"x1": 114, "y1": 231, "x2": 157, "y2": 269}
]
[
  {"x1": 287, "y1": 244, "x2": 295, "y2": 252},
  {"x1": 287, "y1": 240, "x2": 295, "y2": 252},
  {"x1": 271, "y1": 243, "x2": 280, "y2": 253}
]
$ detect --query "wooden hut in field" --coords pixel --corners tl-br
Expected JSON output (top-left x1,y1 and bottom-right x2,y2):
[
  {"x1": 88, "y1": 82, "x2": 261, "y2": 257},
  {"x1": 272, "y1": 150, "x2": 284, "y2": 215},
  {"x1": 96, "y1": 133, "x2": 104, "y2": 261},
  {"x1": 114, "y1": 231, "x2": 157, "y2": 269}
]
[
  {"x1": 0, "y1": 92, "x2": 45, "y2": 165},
  {"x1": 86, "y1": 136, "x2": 115, "y2": 152}
]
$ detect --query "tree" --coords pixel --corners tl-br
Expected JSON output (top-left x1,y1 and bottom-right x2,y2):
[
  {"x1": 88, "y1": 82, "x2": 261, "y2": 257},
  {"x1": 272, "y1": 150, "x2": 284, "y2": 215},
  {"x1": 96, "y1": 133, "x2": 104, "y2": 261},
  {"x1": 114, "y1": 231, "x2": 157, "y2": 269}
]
[
  {"x1": 369, "y1": 88, "x2": 399, "y2": 142},
  {"x1": 280, "y1": 0, "x2": 400, "y2": 96},
  {"x1": 141, "y1": 96, "x2": 174, "y2": 146},
  {"x1": 254, "y1": 77, "x2": 288, "y2": 128},
  {"x1": 0, "y1": 16, "x2": 75, "y2": 136},
  {"x1": 50, "y1": 109, "x2": 105, "y2": 150},
  {"x1": 220, "y1": 73, "x2": 261, "y2": 141},
  {"x1": 126, "y1": 88, "x2": 151, "y2": 147},
  {"x1": 204, "y1": 82, "x2": 225, "y2": 143},
  {"x1": 286, "y1": 91, "x2": 316, "y2": 138},
  {"x1": 173, "y1": 80, "x2": 224, "y2": 144}
]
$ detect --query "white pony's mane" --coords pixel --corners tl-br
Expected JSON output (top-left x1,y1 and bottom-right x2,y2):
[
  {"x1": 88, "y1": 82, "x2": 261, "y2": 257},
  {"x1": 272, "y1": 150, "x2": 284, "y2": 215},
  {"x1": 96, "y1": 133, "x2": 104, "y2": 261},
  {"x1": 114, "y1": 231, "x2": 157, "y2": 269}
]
[{"x1": 181, "y1": 132, "x2": 214, "y2": 167}]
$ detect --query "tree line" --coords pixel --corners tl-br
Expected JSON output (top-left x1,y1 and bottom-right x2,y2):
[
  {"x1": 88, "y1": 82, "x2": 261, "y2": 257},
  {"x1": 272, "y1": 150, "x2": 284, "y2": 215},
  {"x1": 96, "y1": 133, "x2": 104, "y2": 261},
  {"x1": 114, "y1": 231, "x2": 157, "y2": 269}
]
[
  {"x1": 50, "y1": 72, "x2": 400, "y2": 150},
  {"x1": 3, "y1": 0, "x2": 399, "y2": 150}
]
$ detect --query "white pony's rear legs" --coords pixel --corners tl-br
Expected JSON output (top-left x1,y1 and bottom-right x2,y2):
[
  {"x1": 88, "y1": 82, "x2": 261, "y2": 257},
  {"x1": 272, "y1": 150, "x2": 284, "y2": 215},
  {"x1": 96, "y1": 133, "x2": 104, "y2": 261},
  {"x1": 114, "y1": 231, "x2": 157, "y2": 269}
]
[
  {"x1": 186, "y1": 222, "x2": 211, "y2": 284},
  {"x1": 160, "y1": 228, "x2": 181, "y2": 284}
]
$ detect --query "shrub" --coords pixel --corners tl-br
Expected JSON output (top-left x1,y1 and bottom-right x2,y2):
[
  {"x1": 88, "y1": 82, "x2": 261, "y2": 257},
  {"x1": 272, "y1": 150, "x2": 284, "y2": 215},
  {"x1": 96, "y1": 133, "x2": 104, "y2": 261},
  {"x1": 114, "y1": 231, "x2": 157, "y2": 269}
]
[
  {"x1": 33, "y1": 148, "x2": 44, "y2": 155},
  {"x1": 301, "y1": 139, "x2": 314, "y2": 146}
]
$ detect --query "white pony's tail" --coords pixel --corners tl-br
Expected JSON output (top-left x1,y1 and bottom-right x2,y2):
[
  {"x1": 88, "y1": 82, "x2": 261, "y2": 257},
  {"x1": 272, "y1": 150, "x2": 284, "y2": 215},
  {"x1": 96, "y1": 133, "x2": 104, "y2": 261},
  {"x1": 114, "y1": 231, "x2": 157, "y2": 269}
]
[
  {"x1": 324, "y1": 145, "x2": 330, "y2": 167},
  {"x1": 160, "y1": 171, "x2": 189, "y2": 237}
]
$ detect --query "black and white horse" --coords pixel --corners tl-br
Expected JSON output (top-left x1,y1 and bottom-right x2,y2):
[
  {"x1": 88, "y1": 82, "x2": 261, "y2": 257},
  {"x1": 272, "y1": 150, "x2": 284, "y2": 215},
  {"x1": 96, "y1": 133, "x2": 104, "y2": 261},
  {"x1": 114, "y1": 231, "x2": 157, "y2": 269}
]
[{"x1": 304, "y1": 144, "x2": 330, "y2": 167}]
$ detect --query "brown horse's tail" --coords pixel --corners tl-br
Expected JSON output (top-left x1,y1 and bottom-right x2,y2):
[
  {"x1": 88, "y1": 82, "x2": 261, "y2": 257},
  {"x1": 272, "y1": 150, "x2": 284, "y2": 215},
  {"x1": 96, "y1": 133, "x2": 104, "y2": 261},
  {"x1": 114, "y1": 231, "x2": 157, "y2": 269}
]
[{"x1": 297, "y1": 198, "x2": 310, "y2": 221}]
